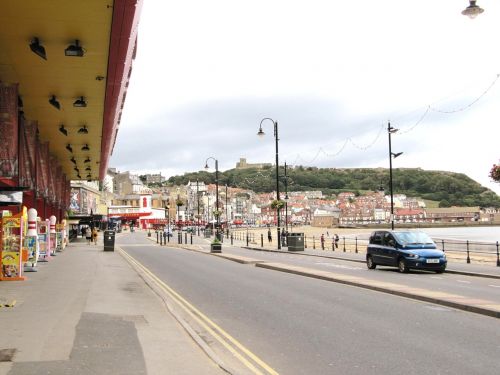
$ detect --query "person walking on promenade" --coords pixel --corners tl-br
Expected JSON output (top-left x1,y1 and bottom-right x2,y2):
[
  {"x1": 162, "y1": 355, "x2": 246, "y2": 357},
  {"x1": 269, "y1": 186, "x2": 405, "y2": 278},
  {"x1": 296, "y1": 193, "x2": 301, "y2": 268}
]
[
  {"x1": 92, "y1": 228, "x2": 98, "y2": 245},
  {"x1": 85, "y1": 227, "x2": 91, "y2": 245},
  {"x1": 267, "y1": 229, "x2": 272, "y2": 243},
  {"x1": 281, "y1": 228, "x2": 287, "y2": 247},
  {"x1": 320, "y1": 234, "x2": 325, "y2": 250},
  {"x1": 334, "y1": 233, "x2": 339, "y2": 249}
]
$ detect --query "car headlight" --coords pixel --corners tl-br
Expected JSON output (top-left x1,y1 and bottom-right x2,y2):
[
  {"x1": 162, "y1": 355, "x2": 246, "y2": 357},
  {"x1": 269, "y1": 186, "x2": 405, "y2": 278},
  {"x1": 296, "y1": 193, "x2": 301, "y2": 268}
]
[{"x1": 405, "y1": 253, "x2": 419, "y2": 259}]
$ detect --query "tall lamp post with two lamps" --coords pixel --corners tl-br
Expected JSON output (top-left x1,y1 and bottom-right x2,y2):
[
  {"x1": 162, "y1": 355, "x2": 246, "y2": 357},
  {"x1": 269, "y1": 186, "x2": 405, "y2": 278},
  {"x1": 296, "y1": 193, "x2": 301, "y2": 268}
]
[
  {"x1": 388, "y1": 121, "x2": 403, "y2": 230},
  {"x1": 257, "y1": 117, "x2": 282, "y2": 250}
]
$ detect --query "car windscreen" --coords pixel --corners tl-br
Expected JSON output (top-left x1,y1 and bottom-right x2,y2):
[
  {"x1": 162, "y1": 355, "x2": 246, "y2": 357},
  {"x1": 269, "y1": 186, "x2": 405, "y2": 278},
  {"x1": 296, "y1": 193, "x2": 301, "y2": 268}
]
[{"x1": 393, "y1": 232, "x2": 434, "y2": 246}]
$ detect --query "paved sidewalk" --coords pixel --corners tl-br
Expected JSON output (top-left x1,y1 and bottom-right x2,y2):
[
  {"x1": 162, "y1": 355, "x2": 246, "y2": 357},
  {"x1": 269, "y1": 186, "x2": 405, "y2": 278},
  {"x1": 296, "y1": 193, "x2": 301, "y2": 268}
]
[{"x1": 0, "y1": 239, "x2": 224, "y2": 375}]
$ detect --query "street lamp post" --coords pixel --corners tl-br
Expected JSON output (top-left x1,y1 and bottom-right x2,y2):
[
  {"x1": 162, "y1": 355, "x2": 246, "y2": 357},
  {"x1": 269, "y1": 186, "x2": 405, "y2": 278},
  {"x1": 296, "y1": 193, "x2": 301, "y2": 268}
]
[
  {"x1": 225, "y1": 184, "x2": 229, "y2": 237},
  {"x1": 165, "y1": 199, "x2": 170, "y2": 243},
  {"x1": 388, "y1": 121, "x2": 403, "y2": 230},
  {"x1": 284, "y1": 162, "x2": 289, "y2": 233},
  {"x1": 207, "y1": 195, "x2": 210, "y2": 226},
  {"x1": 196, "y1": 179, "x2": 200, "y2": 236},
  {"x1": 258, "y1": 118, "x2": 282, "y2": 250},
  {"x1": 205, "y1": 157, "x2": 220, "y2": 240}
]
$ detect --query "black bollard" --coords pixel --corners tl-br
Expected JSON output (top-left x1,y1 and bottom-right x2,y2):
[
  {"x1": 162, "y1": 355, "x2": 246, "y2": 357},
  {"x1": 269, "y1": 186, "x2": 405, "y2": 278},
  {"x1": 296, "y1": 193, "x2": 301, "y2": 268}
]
[
  {"x1": 343, "y1": 237, "x2": 346, "y2": 252},
  {"x1": 185, "y1": 232, "x2": 187, "y2": 244},
  {"x1": 261, "y1": 233, "x2": 264, "y2": 248},
  {"x1": 156, "y1": 231, "x2": 159, "y2": 243},
  {"x1": 313, "y1": 236, "x2": 315, "y2": 249},
  {"x1": 163, "y1": 232, "x2": 167, "y2": 245},
  {"x1": 496, "y1": 241, "x2": 499, "y2": 267},
  {"x1": 355, "y1": 237, "x2": 358, "y2": 253},
  {"x1": 190, "y1": 233, "x2": 193, "y2": 245},
  {"x1": 231, "y1": 234, "x2": 233, "y2": 245},
  {"x1": 160, "y1": 233, "x2": 163, "y2": 245},
  {"x1": 466, "y1": 240, "x2": 470, "y2": 263}
]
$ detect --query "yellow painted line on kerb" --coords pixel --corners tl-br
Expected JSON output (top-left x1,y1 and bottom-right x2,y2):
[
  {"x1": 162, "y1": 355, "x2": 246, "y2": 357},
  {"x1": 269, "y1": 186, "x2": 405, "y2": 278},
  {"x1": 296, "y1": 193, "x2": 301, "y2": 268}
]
[{"x1": 119, "y1": 248, "x2": 279, "y2": 375}]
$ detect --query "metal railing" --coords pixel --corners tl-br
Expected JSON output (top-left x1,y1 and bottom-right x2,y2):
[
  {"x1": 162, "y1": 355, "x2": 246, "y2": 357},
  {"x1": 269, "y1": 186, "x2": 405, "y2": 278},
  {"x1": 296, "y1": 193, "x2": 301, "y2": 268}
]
[{"x1": 230, "y1": 230, "x2": 500, "y2": 266}]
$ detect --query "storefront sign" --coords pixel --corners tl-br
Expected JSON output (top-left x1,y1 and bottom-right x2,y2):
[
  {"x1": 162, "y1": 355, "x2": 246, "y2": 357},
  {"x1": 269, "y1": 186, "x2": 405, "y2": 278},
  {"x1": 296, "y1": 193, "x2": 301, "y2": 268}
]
[{"x1": 0, "y1": 191, "x2": 23, "y2": 204}]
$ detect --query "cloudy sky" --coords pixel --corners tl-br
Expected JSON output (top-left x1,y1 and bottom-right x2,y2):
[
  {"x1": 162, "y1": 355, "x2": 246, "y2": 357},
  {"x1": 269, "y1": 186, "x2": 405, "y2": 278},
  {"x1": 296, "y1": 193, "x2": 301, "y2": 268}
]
[{"x1": 110, "y1": 0, "x2": 500, "y2": 194}]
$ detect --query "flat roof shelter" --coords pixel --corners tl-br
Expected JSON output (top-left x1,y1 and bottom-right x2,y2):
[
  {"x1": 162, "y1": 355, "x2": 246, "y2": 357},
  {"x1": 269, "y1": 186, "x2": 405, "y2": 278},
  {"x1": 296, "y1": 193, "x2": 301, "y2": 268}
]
[{"x1": 0, "y1": 1, "x2": 143, "y2": 221}]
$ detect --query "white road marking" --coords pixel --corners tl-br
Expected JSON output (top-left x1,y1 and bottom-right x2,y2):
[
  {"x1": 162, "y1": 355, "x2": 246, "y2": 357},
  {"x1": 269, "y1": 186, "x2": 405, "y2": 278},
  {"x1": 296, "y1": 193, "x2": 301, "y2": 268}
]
[
  {"x1": 457, "y1": 280, "x2": 471, "y2": 284},
  {"x1": 488, "y1": 284, "x2": 500, "y2": 288},
  {"x1": 315, "y1": 262, "x2": 362, "y2": 270}
]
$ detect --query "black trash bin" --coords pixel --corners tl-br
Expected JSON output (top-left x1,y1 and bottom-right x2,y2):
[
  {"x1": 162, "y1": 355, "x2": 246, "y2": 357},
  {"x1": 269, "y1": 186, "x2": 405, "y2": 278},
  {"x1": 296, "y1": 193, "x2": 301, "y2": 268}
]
[
  {"x1": 287, "y1": 233, "x2": 304, "y2": 251},
  {"x1": 104, "y1": 230, "x2": 115, "y2": 251}
]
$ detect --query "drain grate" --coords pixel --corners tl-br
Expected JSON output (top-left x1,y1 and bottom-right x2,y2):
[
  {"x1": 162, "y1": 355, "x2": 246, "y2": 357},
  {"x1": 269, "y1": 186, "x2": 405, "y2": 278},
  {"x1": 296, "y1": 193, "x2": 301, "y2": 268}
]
[{"x1": 0, "y1": 348, "x2": 16, "y2": 362}]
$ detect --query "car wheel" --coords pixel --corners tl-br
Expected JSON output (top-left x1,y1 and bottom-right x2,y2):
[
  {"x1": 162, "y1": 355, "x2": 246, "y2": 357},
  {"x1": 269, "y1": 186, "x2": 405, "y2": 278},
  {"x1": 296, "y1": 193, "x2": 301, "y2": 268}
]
[
  {"x1": 398, "y1": 258, "x2": 409, "y2": 273},
  {"x1": 367, "y1": 255, "x2": 376, "y2": 269}
]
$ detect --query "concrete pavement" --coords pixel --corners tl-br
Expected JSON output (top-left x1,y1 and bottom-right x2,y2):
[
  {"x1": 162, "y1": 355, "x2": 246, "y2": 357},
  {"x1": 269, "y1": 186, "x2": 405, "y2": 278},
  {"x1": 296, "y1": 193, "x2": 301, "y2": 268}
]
[{"x1": 0, "y1": 237, "x2": 225, "y2": 375}]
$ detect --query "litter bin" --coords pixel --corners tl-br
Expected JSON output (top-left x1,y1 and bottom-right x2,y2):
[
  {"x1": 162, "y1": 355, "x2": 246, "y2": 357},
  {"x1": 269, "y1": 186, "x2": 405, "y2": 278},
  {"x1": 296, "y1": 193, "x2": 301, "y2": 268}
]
[
  {"x1": 287, "y1": 233, "x2": 304, "y2": 251},
  {"x1": 104, "y1": 230, "x2": 115, "y2": 251}
]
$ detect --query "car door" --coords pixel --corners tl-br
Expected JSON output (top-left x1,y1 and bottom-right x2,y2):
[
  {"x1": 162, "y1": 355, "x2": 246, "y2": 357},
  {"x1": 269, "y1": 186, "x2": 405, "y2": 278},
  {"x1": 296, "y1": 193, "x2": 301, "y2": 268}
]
[
  {"x1": 368, "y1": 232, "x2": 384, "y2": 263},
  {"x1": 382, "y1": 232, "x2": 398, "y2": 266}
]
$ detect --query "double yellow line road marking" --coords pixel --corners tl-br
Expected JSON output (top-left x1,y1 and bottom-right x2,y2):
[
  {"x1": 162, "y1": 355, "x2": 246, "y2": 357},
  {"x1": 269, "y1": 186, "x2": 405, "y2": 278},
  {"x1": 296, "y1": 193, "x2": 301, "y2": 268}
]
[{"x1": 119, "y1": 247, "x2": 279, "y2": 375}]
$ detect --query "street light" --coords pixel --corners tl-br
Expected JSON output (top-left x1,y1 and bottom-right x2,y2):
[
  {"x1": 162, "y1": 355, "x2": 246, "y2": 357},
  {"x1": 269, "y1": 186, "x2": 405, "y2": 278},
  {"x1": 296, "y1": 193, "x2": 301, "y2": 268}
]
[
  {"x1": 205, "y1": 157, "x2": 220, "y2": 240},
  {"x1": 165, "y1": 198, "x2": 169, "y2": 227},
  {"x1": 388, "y1": 121, "x2": 403, "y2": 230},
  {"x1": 225, "y1": 184, "x2": 229, "y2": 237},
  {"x1": 196, "y1": 179, "x2": 200, "y2": 236},
  {"x1": 284, "y1": 162, "x2": 289, "y2": 233},
  {"x1": 258, "y1": 117, "x2": 282, "y2": 250},
  {"x1": 462, "y1": 1, "x2": 484, "y2": 19},
  {"x1": 165, "y1": 199, "x2": 170, "y2": 242},
  {"x1": 206, "y1": 194, "x2": 210, "y2": 226}
]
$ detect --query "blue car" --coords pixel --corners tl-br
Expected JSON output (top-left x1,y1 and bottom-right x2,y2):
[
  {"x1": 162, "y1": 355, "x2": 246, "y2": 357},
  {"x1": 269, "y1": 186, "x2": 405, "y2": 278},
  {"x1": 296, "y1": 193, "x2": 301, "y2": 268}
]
[{"x1": 366, "y1": 230, "x2": 447, "y2": 273}]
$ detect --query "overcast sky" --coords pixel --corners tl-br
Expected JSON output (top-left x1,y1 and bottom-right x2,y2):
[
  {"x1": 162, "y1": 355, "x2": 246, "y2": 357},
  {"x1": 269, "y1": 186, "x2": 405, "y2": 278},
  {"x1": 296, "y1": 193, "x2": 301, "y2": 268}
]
[{"x1": 110, "y1": 0, "x2": 500, "y2": 195}]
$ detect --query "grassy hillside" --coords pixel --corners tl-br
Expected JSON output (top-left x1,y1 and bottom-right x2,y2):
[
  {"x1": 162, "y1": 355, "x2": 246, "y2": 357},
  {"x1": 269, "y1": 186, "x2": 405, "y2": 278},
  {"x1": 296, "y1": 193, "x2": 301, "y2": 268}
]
[{"x1": 162, "y1": 166, "x2": 500, "y2": 208}]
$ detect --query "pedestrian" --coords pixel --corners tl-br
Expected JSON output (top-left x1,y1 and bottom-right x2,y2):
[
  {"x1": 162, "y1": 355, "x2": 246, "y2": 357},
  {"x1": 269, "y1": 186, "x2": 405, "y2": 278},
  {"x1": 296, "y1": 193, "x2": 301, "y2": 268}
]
[
  {"x1": 281, "y1": 228, "x2": 287, "y2": 247},
  {"x1": 92, "y1": 228, "x2": 98, "y2": 245},
  {"x1": 334, "y1": 233, "x2": 339, "y2": 249},
  {"x1": 267, "y1": 229, "x2": 272, "y2": 243},
  {"x1": 320, "y1": 234, "x2": 325, "y2": 250},
  {"x1": 85, "y1": 227, "x2": 91, "y2": 245}
]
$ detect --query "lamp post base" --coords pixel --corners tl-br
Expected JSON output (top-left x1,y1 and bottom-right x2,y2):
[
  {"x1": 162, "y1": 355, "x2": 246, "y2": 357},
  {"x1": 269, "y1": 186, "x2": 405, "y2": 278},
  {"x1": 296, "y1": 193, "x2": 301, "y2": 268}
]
[{"x1": 210, "y1": 243, "x2": 222, "y2": 253}]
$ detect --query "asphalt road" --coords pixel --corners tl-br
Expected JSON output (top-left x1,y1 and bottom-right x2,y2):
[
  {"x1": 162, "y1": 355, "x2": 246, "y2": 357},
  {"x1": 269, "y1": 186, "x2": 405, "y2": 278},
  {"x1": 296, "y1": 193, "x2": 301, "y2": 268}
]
[
  {"x1": 119, "y1": 233, "x2": 500, "y2": 375},
  {"x1": 223, "y1": 246, "x2": 500, "y2": 302}
]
